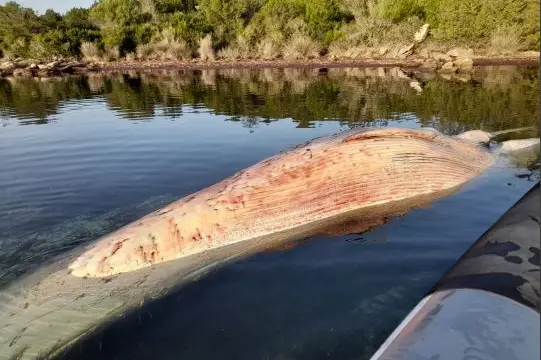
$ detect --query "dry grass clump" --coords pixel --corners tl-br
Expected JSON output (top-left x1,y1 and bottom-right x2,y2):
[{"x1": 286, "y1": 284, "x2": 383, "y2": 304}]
[
  {"x1": 136, "y1": 43, "x2": 153, "y2": 59},
  {"x1": 489, "y1": 26, "x2": 524, "y2": 55},
  {"x1": 325, "y1": 16, "x2": 423, "y2": 59},
  {"x1": 219, "y1": 37, "x2": 281, "y2": 60},
  {"x1": 337, "y1": 17, "x2": 421, "y2": 49},
  {"x1": 136, "y1": 40, "x2": 191, "y2": 61},
  {"x1": 166, "y1": 41, "x2": 191, "y2": 60},
  {"x1": 217, "y1": 36, "x2": 250, "y2": 60},
  {"x1": 198, "y1": 34, "x2": 215, "y2": 61},
  {"x1": 125, "y1": 52, "x2": 136, "y2": 62},
  {"x1": 217, "y1": 46, "x2": 241, "y2": 60},
  {"x1": 136, "y1": 29, "x2": 192, "y2": 61},
  {"x1": 103, "y1": 46, "x2": 120, "y2": 61},
  {"x1": 328, "y1": 44, "x2": 370, "y2": 59},
  {"x1": 80, "y1": 42, "x2": 101, "y2": 62},
  {"x1": 282, "y1": 34, "x2": 320, "y2": 60},
  {"x1": 257, "y1": 39, "x2": 281, "y2": 59},
  {"x1": 80, "y1": 42, "x2": 119, "y2": 62}
]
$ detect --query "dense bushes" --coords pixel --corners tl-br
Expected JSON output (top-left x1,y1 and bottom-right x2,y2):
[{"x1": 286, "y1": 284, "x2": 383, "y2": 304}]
[
  {"x1": 0, "y1": 2, "x2": 100, "y2": 59},
  {"x1": 0, "y1": 0, "x2": 538, "y2": 61},
  {"x1": 420, "y1": 0, "x2": 538, "y2": 48}
]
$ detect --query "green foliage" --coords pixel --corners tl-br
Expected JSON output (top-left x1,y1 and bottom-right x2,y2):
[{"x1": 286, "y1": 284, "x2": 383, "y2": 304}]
[
  {"x1": 0, "y1": 2, "x2": 45, "y2": 57},
  {"x1": 304, "y1": 0, "x2": 352, "y2": 42},
  {"x1": 244, "y1": 0, "x2": 305, "y2": 43},
  {"x1": 41, "y1": 9, "x2": 63, "y2": 28},
  {"x1": 421, "y1": 0, "x2": 530, "y2": 44},
  {"x1": 375, "y1": 0, "x2": 424, "y2": 23},
  {"x1": 0, "y1": 0, "x2": 538, "y2": 60},
  {"x1": 134, "y1": 23, "x2": 156, "y2": 45},
  {"x1": 154, "y1": 0, "x2": 197, "y2": 14},
  {"x1": 165, "y1": 12, "x2": 211, "y2": 47},
  {"x1": 63, "y1": 8, "x2": 95, "y2": 29},
  {"x1": 247, "y1": 0, "x2": 351, "y2": 44},
  {"x1": 29, "y1": 30, "x2": 70, "y2": 59},
  {"x1": 100, "y1": 25, "x2": 138, "y2": 54},
  {"x1": 522, "y1": 0, "x2": 540, "y2": 50},
  {"x1": 89, "y1": 0, "x2": 144, "y2": 27},
  {"x1": 198, "y1": 0, "x2": 262, "y2": 47},
  {"x1": 259, "y1": 0, "x2": 305, "y2": 22},
  {"x1": 0, "y1": 2, "x2": 101, "y2": 58}
]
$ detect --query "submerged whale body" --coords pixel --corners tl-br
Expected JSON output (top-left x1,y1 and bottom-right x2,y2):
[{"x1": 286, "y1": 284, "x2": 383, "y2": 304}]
[
  {"x1": 4, "y1": 126, "x2": 534, "y2": 360},
  {"x1": 69, "y1": 127, "x2": 495, "y2": 278}
]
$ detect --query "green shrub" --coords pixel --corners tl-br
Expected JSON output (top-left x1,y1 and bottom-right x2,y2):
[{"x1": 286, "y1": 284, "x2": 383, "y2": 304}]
[
  {"x1": 522, "y1": 0, "x2": 540, "y2": 50},
  {"x1": 134, "y1": 23, "x2": 156, "y2": 45},
  {"x1": 305, "y1": 0, "x2": 352, "y2": 41},
  {"x1": 166, "y1": 12, "x2": 211, "y2": 47},
  {"x1": 154, "y1": 0, "x2": 197, "y2": 14},
  {"x1": 89, "y1": 0, "x2": 143, "y2": 27},
  {"x1": 28, "y1": 30, "x2": 71, "y2": 59},
  {"x1": 421, "y1": 0, "x2": 530, "y2": 45},
  {"x1": 5, "y1": 37, "x2": 30, "y2": 58},
  {"x1": 246, "y1": 0, "x2": 306, "y2": 43},
  {"x1": 63, "y1": 7, "x2": 95, "y2": 29},
  {"x1": 100, "y1": 25, "x2": 136, "y2": 54},
  {"x1": 0, "y1": 0, "x2": 538, "y2": 61},
  {"x1": 198, "y1": 0, "x2": 262, "y2": 48},
  {"x1": 375, "y1": 0, "x2": 424, "y2": 23}
]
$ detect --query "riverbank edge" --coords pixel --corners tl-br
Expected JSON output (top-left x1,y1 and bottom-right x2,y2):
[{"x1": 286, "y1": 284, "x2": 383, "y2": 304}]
[
  {"x1": 1, "y1": 51, "x2": 539, "y2": 79},
  {"x1": 95, "y1": 54, "x2": 540, "y2": 72}
]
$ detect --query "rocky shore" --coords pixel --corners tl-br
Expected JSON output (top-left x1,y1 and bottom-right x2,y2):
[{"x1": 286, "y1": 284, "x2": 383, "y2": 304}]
[
  {"x1": 0, "y1": 59, "x2": 91, "y2": 78},
  {"x1": 1, "y1": 21, "x2": 538, "y2": 81},
  {"x1": 0, "y1": 20, "x2": 539, "y2": 80},
  {"x1": 1, "y1": 47, "x2": 538, "y2": 82}
]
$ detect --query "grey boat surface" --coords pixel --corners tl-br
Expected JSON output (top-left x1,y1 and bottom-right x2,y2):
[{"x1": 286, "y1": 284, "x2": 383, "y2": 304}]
[{"x1": 370, "y1": 183, "x2": 540, "y2": 360}]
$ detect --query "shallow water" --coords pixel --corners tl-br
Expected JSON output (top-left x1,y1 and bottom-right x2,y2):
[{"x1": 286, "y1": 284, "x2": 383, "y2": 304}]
[{"x1": 0, "y1": 66, "x2": 539, "y2": 360}]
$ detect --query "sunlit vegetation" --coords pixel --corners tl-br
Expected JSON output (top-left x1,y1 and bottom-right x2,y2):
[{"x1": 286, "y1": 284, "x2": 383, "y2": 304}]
[{"x1": 0, "y1": 0, "x2": 538, "y2": 61}]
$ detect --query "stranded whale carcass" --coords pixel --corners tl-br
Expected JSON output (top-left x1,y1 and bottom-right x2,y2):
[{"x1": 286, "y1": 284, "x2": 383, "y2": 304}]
[
  {"x1": 0, "y1": 126, "x2": 537, "y2": 360},
  {"x1": 69, "y1": 127, "x2": 498, "y2": 278}
]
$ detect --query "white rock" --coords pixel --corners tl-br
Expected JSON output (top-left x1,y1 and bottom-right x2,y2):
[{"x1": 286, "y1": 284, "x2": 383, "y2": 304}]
[
  {"x1": 409, "y1": 80, "x2": 423, "y2": 93},
  {"x1": 446, "y1": 47, "x2": 474, "y2": 59},
  {"x1": 45, "y1": 61, "x2": 60, "y2": 69},
  {"x1": 455, "y1": 58, "x2": 473, "y2": 72},
  {"x1": 439, "y1": 61, "x2": 457, "y2": 73},
  {"x1": 414, "y1": 24, "x2": 430, "y2": 43},
  {"x1": 419, "y1": 59, "x2": 439, "y2": 71},
  {"x1": 397, "y1": 43, "x2": 415, "y2": 58},
  {"x1": 0, "y1": 61, "x2": 15, "y2": 70},
  {"x1": 431, "y1": 52, "x2": 452, "y2": 62}
]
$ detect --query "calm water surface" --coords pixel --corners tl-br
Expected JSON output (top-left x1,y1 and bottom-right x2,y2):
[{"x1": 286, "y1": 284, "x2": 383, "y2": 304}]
[{"x1": 0, "y1": 66, "x2": 539, "y2": 360}]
